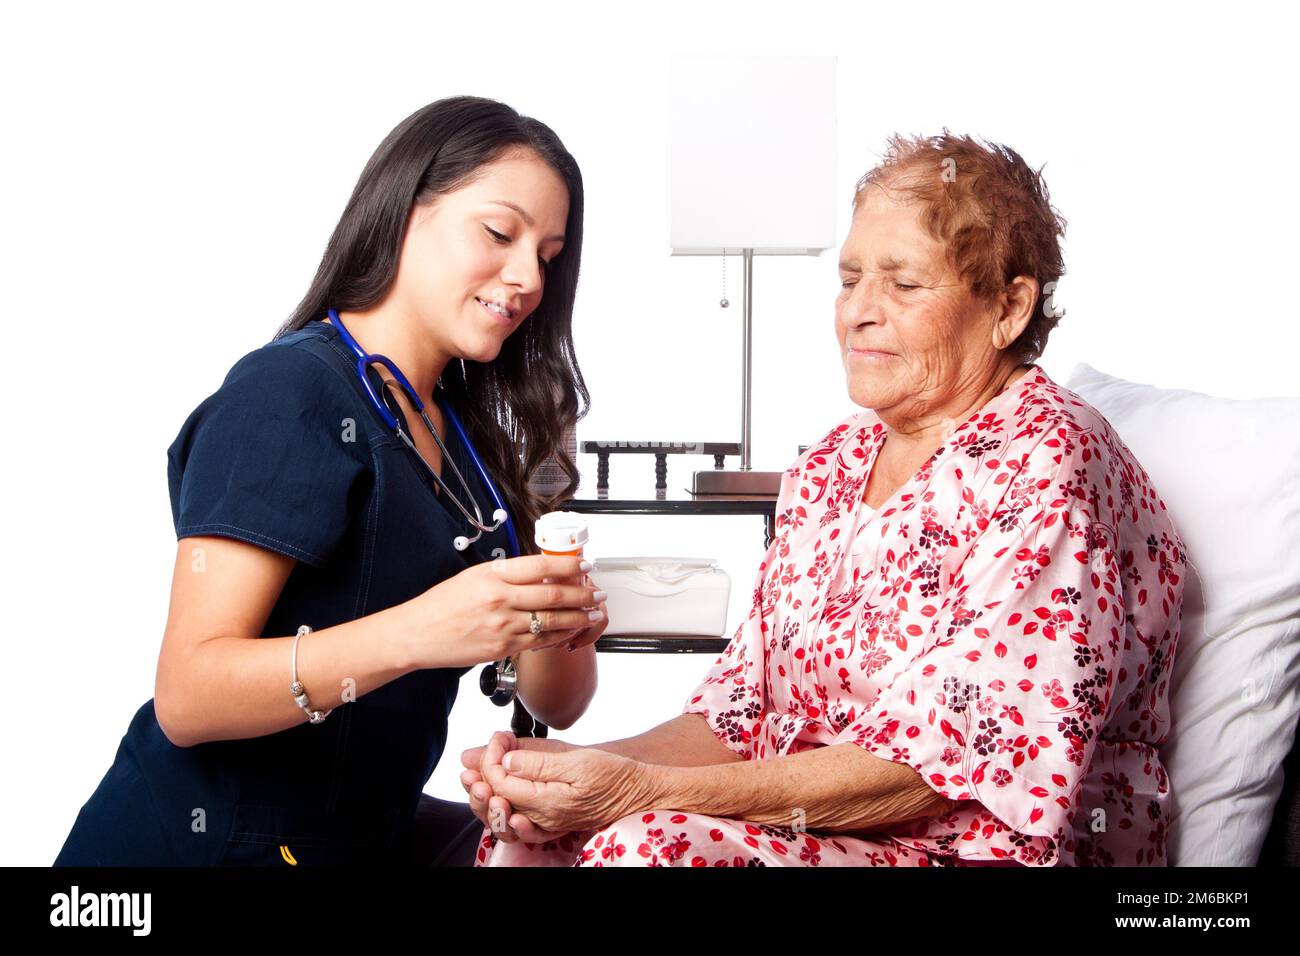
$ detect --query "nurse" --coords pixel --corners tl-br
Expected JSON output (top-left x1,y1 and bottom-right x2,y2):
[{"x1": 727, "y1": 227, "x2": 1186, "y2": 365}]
[{"x1": 54, "y1": 95, "x2": 607, "y2": 866}]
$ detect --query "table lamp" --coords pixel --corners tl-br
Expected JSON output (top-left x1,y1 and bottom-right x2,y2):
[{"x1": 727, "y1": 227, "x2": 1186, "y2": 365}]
[{"x1": 669, "y1": 54, "x2": 837, "y2": 494}]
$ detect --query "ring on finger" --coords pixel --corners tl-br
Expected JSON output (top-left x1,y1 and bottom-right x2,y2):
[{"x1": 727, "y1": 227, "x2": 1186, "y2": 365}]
[{"x1": 528, "y1": 610, "x2": 542, "y2": 635}]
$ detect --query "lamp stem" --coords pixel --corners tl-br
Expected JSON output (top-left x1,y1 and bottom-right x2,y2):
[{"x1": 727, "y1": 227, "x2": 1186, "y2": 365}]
[{"x1": 741, "y1": 247, "x2": 754, "y2": 471}]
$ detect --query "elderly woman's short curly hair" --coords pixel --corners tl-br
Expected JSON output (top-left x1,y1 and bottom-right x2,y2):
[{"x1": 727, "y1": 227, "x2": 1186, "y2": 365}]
[{"x1": 853, "y1": 131, "x2": 1068, "y2": 364}]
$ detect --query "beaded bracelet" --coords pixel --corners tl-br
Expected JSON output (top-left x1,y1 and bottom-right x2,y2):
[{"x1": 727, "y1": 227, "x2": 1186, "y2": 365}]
[{"x1": 290, "y1": 625, "x2": 333, "y2": 724}]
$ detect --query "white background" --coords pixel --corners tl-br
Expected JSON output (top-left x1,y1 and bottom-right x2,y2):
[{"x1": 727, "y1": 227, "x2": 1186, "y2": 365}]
[{"x1": 4, "y1": 0, "x2": 1296, "y2": 865}]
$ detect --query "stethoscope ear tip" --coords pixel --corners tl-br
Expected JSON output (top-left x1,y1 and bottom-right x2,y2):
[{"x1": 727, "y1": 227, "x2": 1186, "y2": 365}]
[
  {"x1": 492, "y1": 508, "x2": 508, "y2": 525},
  {"x1": 453, "y1": 536, "x2": 470, "y2": 551}
]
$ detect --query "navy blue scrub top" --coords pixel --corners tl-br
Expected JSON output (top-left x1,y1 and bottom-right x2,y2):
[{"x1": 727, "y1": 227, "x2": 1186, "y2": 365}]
[{"x1": 54, "y1": 318, "x2": 513, "y2": 866}]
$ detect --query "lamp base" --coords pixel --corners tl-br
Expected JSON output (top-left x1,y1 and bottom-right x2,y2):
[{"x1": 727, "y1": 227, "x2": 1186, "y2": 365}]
[{"x1": 691, "y1": 468, "x2": 783, "y2": 495}]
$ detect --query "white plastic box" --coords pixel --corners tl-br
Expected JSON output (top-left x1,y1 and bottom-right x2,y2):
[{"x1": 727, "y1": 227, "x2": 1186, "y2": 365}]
[{"x1": 589, "y1": 557, "x2": 732, "y2": 636}]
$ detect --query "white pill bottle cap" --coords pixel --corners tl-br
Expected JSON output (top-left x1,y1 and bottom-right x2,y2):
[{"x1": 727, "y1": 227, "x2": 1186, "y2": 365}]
[{"x1": 535, "y1": 511, "x2": 590, "y2": 553}]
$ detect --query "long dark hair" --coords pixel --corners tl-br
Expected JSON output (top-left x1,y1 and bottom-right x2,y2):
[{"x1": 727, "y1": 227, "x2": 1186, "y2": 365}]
[{"x1": 278, "y1": 96, "x2": 588, "y2": 555}]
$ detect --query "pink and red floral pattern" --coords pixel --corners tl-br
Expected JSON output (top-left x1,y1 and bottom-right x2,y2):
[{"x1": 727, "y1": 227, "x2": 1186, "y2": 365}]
[{"x1": 477, "y1": 365, "x2": 1185, "y2": 866}]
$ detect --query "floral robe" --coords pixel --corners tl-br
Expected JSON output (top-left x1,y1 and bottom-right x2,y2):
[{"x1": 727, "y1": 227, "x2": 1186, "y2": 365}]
[{"x1": 476, "y1": 364, "x2": 1185, "y2": 867}]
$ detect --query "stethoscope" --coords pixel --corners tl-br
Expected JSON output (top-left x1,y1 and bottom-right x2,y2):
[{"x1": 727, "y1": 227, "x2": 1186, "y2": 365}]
[
  {"x1": 327, "y1": 308, "x2": 520, "y2": 557},
  {"x1": 327, "y1": 309, "x2": 524, "y2": 706}
]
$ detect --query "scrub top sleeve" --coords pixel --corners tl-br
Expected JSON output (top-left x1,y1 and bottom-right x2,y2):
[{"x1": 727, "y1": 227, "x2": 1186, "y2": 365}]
[{"x1": 167, "y1": 343, "x2": 370, "y2": 567}]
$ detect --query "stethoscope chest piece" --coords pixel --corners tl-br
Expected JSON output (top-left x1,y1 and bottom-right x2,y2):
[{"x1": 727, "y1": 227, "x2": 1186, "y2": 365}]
[{"x1": 479, "y1": 657, "x2": 517, "y2": 706}]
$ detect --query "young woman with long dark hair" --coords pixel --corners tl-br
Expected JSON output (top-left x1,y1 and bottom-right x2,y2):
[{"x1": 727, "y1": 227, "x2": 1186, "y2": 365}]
[{"x1": 54, "y1": 95, "x2": 605, "y2": 866}]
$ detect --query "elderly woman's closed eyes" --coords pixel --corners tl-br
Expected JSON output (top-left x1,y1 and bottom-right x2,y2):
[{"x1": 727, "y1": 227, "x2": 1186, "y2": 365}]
[{"x1": 461, "y1": 132, "x2": 1185, "y2": 867}]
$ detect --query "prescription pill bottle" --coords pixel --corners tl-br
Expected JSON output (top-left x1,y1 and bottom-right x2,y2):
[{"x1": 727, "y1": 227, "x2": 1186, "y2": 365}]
[{"x1": 535, "y1": 511, "x2": 589, "y2": 586}]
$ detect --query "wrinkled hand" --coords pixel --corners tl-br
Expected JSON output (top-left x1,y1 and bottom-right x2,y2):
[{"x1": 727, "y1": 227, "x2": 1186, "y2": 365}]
[
  {"x1": 480, "y1": 736, "x2": 660, "y2": 835},
  {"x1": 460, "y1": 732, "x2": 581, "y2": 844}
]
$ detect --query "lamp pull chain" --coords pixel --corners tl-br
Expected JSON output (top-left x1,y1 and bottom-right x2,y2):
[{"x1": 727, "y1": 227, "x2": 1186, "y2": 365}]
[{"x1": 720, "y1": 252, "x2": 730, "y2": 308}]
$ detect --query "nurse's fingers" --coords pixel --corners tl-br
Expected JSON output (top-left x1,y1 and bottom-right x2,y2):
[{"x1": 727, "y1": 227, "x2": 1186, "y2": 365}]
[
  {"x1": 505, "y1": 581, "x2": 603, "y2": 613},
  {"x1": 516, "y1": 608, "x2": 605, "y2": 641},
  {"x1": 461, "y1": 745, "x2": 488, "y2": 771},
  {"x1": 565, "y1": 616, "x2": 608, "y2": 652},
  {"x1": 489, "y1": 554, "x2": 589, "y2": 586}
]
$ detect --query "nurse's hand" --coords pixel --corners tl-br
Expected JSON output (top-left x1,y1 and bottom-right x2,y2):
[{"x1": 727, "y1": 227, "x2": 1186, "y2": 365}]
[
  {"x1": 461, "y1": 731, "x2": 580, "y2": 844},
  {"x1": 560, "y1": 574, "x2": 609, "y2": 652},
  {"x1": 404, "y1": 554, "x2": 604, "y2": 670}
]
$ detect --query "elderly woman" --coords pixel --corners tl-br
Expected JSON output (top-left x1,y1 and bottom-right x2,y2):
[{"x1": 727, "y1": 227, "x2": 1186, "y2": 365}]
[{"x1": 460, "y1": 132, "x2": 1185, "y2": 867}]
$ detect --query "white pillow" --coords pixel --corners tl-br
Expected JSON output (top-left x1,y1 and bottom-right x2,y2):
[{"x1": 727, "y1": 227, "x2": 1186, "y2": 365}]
[{"x1": 1064, "y1": 362, "x2": 1300, "y2": 866}]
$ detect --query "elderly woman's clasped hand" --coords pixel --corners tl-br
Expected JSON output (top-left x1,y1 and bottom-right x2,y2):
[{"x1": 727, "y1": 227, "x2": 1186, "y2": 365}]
[{"x1": 460, "y1": 732, "x2": 663, "y2": 843}]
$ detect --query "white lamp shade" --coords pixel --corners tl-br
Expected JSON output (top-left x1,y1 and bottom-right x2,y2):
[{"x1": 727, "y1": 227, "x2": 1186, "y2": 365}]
[{"x1": 670, "y1": 55, "x2": 837, "y2": 255}]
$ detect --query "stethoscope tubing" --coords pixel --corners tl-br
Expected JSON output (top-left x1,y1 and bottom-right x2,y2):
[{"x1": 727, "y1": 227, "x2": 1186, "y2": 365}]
[
  {"x1": 326, "y1": 308, "x2": 519, "y2": 556},
  {"x1": 438, "y1": 393, "x2": 522, "y2": 558}
]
